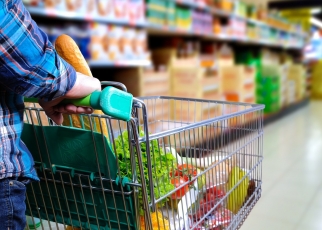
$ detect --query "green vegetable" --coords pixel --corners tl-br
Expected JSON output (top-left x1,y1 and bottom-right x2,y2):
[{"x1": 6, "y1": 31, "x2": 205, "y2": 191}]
[{"x1": 114, "y1": 130, "x2": 176, "y2": 215}]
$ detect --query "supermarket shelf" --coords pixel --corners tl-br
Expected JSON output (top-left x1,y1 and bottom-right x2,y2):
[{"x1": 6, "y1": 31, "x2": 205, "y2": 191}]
[
  {"x1": 27, "y1": 5, "x2": 303, "y2": 51},
  {"x1": 27, "y1": 6, "x2": 146, "y2": 27},
  {"x1": 88, "y1": 60, "x2": 151, "y2": 68},
  {"x1": 175, "y1": 0, "x2": 306, "y2": 38},
  {"x1": 148, "y1": 24, "x2": 304, "y2": 50},
  {"x1": 27, "y1": 5, "x2": 305, "y2": 50},
  {"x1": 264, "y1": 98, "x2": 310, "y2": 126}
]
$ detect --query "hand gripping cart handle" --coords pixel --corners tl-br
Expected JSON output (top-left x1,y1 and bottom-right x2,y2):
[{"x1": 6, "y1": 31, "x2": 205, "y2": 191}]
[{"x1": 24, "y1": 81, "x2": 155, "y2": 229}]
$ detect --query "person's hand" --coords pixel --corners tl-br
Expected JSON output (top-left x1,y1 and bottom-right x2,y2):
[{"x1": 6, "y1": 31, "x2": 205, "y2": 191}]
[{"x1": 39, "y1": 72, "x2": 101, "y2": 125}]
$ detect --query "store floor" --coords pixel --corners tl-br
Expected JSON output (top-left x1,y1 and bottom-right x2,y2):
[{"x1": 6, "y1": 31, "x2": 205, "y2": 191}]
[{"x1": 240, "y1": 100, "x2": 322, "y2": 230}]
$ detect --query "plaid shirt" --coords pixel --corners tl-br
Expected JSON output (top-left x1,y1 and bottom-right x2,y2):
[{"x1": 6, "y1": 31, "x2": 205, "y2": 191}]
[{"x1": 0, "y1": 0, "x2": 76, "y2": 180}]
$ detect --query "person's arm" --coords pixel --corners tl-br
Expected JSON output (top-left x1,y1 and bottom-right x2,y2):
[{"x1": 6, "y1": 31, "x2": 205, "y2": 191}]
[
  {"x1": 0, "y1": 0, "x2": 100, "y2": 124},
  {"x1": 0, "y1": 0, "x2": 76, "y2": 100}
]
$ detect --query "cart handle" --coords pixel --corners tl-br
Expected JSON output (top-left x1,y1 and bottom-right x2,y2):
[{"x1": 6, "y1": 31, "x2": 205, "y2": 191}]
[{"x1": 24, "y1": 86, "x2": 133, "y2": 122}]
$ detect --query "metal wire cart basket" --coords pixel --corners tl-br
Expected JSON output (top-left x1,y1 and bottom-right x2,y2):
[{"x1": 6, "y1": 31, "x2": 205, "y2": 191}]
[{"x1": 22, "y1": 84, "x2": 264, "y2": 230}]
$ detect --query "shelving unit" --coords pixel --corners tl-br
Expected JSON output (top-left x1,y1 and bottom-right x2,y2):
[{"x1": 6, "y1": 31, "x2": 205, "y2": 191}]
[
  {"x1": 27, "y1": 1, "x2": 307, "y2": 53},
  {"x1": 27, "y1": 6, "x2": 146, "y2": 27},
  {"x1": 148, "y1": 25, "x2": 303, "y2": 50},
  {"x1": 26, "y1": 0, "x2": 309, "y2": 115},
  {"x1": 175, "y1": 0, "x2": 306, "y2": 37}
]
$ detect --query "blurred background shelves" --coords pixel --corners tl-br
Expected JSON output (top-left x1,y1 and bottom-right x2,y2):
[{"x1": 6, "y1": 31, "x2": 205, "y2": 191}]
[
  {"x1": 147, "y1": 24, "x2": 304, "y2": 50},
  {"x1": 24, "y1": 0, "x2": 314, "y2": 120},
  {"x1": 174, "y1": 0, "x2": 307, "y2": 37},
  {"x1": 26, "y1": 6, "x2": 146, "y2": 27}
]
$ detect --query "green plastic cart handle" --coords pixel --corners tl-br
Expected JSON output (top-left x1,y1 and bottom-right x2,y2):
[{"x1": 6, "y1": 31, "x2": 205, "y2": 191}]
[{"x1": 24, "y1": 86, "x2": 133, "y2": 121}]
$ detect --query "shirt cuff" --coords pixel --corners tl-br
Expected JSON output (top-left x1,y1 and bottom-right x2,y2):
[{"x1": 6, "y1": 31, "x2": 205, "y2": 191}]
[{"x1": 47, "y1": 57, "x2": 77, "y2": 101}]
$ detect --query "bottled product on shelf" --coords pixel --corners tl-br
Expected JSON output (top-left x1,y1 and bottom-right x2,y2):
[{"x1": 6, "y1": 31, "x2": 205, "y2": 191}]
[{"x1": 146, "y1": 0, "x2": 172, "y2": 26}]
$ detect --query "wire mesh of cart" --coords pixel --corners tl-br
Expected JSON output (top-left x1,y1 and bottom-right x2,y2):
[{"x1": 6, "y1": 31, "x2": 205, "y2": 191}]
[{"x1": 22, "y1": 84, "x2": 264, "y2": 230}]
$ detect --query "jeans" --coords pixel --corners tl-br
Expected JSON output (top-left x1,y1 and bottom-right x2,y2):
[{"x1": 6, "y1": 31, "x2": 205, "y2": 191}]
[{"x1": 0, "y1": 177, "x2": 30, "y2": 230}]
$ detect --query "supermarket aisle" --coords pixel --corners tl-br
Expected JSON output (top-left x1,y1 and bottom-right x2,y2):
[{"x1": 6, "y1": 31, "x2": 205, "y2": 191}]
[{"x1": 240, "y1": 101, "x2": 322, "y2": 230}]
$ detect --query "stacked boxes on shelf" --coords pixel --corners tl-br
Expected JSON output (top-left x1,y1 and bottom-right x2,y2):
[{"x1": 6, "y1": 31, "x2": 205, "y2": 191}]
[
  {"x1": 146, "y1": 0, "x2": 175, "y2": 27},
  {"x1": 219, "y1": 46, "x2": 256, "y2": 104},
  {"x1": 235, "y1": 49, "x2": 282, "y2": 114},
  {"x1": 287, "y1": 64, "x2": 306, "y2": 102},
  {"x1": 279, "y1": 53, "x2": 298, "y2": 107},
  {"x1": 113, "y1": 64, "x2": 170, "y2": 128},
  {"x1": 175, "y1": 6, "x2": 192, "y2": 31},
  {"x1": 256, "y1": 70, "x2": 281, "y2": 114},
  {"x1": 253, "y1": 50, "x2": 306, "y2": 113},
  {"x1": 150, "y1": 47, "x2": 223, "y2": 121},
  {"x1": 220, "y1": 65, "x2": 256, "y2": 104},
  {"x1": 114, "y1": 67, "x2": 170, "y2": 98},
  {"x1": 203, "y1": 69, "x2": 221, "y2": 102},
  {"x1": 279, "y1": 62, "x2": 290, "y2": 107},
  {"x1": 150, "y1": 47, "x2": 222, "y2": 146},
  {"x1": 200, "y1": 43, "x2": 222, "y2": 105},
  {"x1": 256, "y1": 49, "x2": 281, "y2": 113}
]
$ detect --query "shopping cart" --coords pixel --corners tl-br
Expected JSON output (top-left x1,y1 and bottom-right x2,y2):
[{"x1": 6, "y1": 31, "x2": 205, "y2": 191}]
[{"x1": 22, "y1": 82, "x2": 264, "y2": 230}]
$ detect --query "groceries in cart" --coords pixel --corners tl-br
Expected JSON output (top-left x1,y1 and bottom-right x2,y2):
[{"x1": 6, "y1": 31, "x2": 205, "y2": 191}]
[{"x1": 23, "y1": 96, "x2": 263, "y2": 230}]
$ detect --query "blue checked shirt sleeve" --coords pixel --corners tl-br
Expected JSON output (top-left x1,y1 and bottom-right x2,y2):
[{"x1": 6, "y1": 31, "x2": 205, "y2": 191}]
[{"x1": 0, "y1": 0, "x2": 76, "y2": 101}]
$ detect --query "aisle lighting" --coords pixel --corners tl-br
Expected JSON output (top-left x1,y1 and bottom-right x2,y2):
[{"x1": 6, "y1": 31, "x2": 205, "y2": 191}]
[
  {"x1": 311, "y1": 17, "x2": 322, "y2": 28},
  {"x1": 311, "y1": 8, "x2": 322, "y2": 15}
]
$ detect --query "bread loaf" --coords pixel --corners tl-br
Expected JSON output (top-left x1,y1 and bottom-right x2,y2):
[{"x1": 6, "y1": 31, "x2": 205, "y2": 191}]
[
  {"x1": 55, "y1": 34, "x2": 93, "y2": 77},
  {"x1": 55, "y1": 34, "x2": 108, "y2": 136}
]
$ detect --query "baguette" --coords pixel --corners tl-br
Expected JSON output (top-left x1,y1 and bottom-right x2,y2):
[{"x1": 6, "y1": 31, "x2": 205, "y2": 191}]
[
  {"x1": 55, "y1": 34, "x2": 93, "y2": 77},
  {"x1": 55, "y1": 34, "x2": 108, "y2": 136}
]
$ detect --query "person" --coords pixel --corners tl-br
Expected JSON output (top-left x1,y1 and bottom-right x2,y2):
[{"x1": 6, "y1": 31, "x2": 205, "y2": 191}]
[{"x1": 0, "y1": 0, "x2": 101, "y2": 228}]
